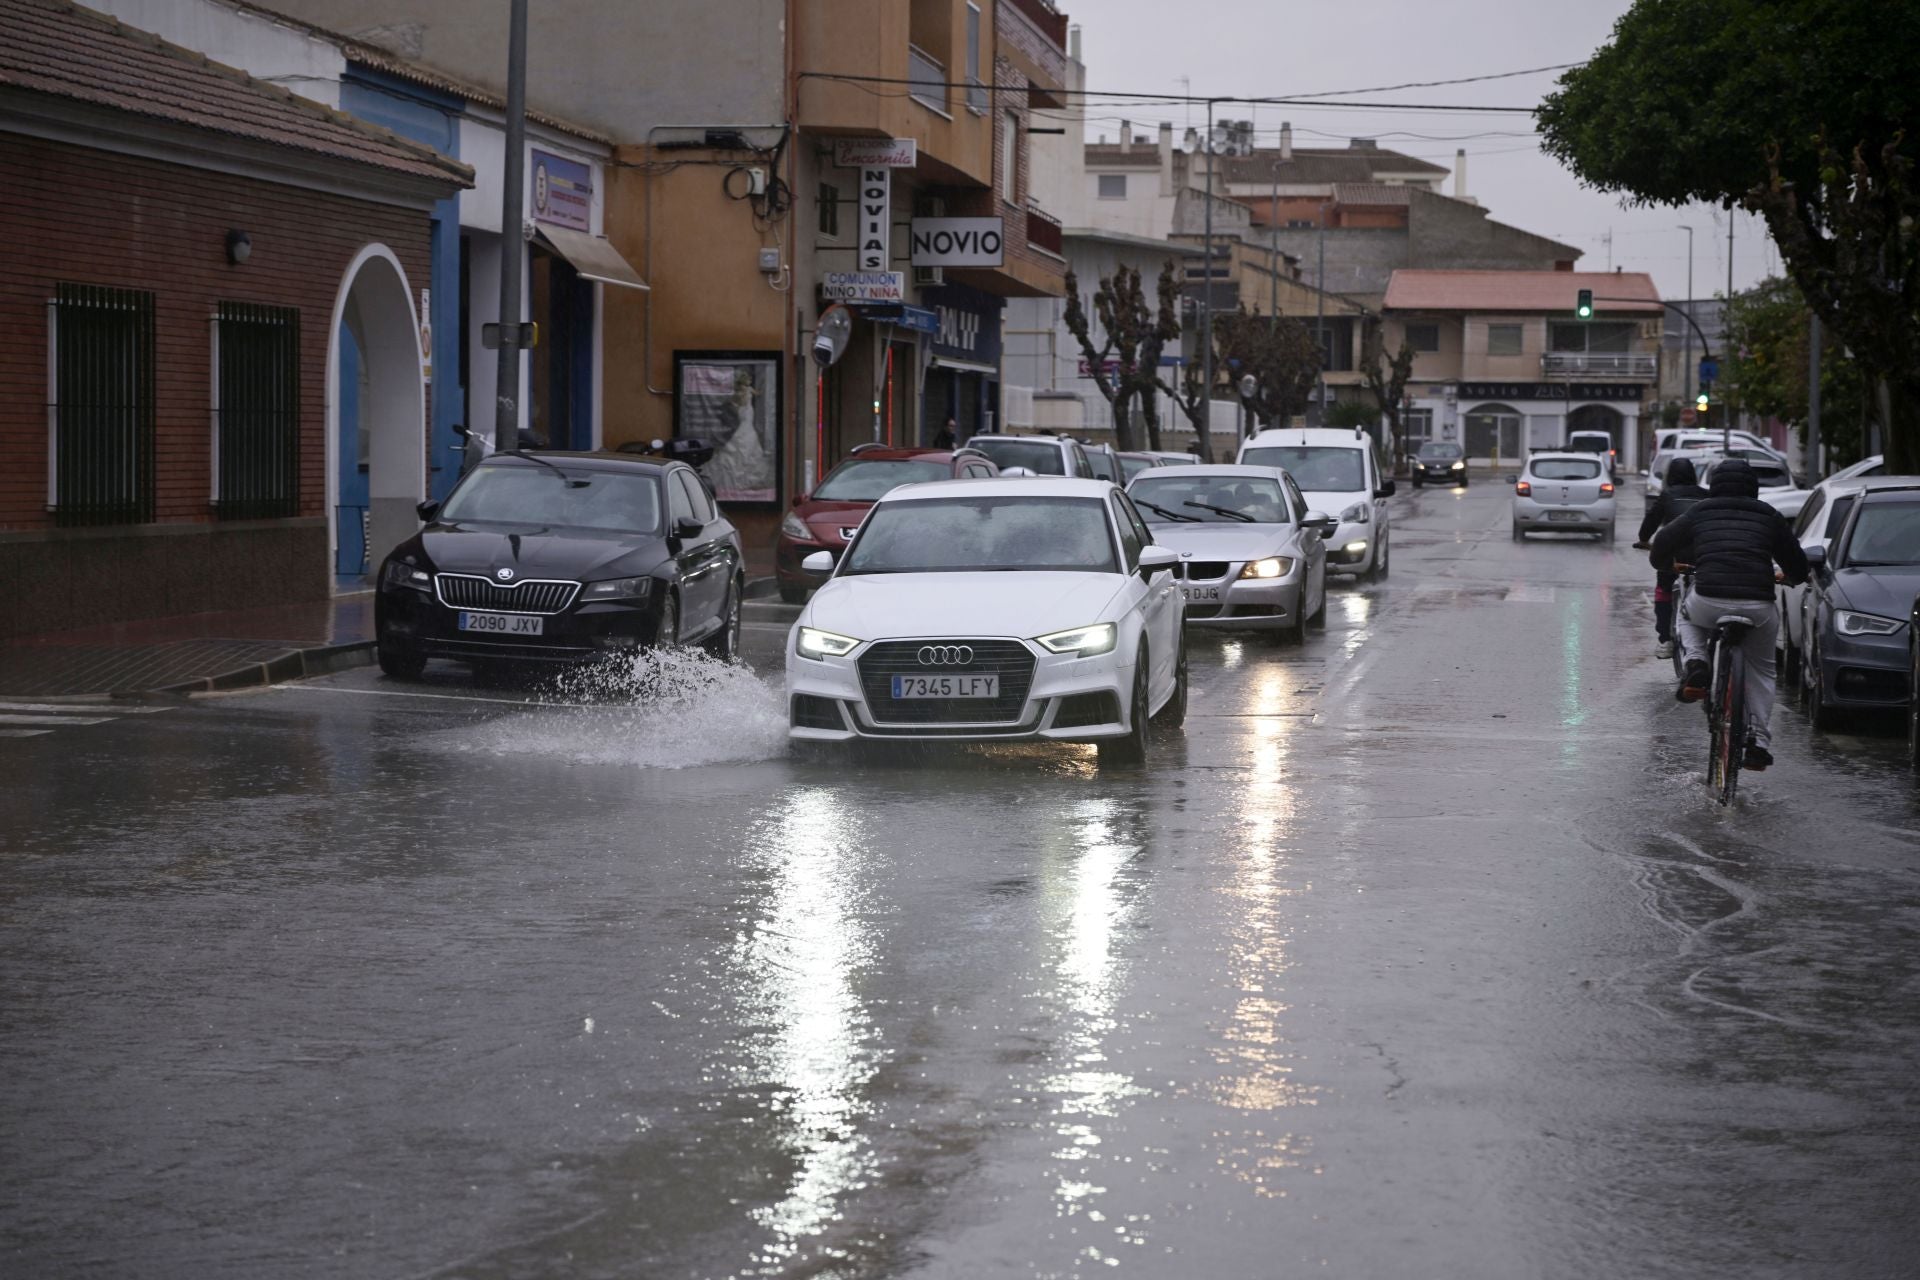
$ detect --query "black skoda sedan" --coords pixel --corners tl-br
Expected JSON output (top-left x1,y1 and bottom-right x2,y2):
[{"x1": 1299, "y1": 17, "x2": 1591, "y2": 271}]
[{"x1": 374, "y1": 452, "x2": 744, "y2": 677}]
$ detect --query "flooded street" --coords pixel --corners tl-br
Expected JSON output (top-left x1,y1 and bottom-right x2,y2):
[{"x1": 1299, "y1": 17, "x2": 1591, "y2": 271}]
[{"x1": 4, "y1": 483, "x2": 1918, "y2": 1279}]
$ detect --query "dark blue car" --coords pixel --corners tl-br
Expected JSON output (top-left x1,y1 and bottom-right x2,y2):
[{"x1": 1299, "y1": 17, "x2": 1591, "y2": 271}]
[{"x1": 1799, "y1": 480, "x2": 1920, "y2": 729}]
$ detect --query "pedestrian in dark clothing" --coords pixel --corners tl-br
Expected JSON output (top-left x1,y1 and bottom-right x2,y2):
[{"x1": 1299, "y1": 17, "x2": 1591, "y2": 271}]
[
  {"x1": 1648, "y1": 458, "x2": 1811, "y2": 769},
  {"x1": 932, "y1": 417, "x2": 957, "y2": 449},
  {"x1": 1637, "y1": 456, "x2": 1710, "y2": 654}
]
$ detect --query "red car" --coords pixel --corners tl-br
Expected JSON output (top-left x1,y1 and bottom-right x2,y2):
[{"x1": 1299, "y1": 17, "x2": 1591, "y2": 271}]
[{"x1": 775, "y1": 445, "x2": 999, "y2": 602}]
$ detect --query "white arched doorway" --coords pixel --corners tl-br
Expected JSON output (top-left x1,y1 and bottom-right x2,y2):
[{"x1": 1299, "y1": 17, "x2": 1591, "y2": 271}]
[{"x1": 325, "y1": 246, "x2": 424, "y2": 589}]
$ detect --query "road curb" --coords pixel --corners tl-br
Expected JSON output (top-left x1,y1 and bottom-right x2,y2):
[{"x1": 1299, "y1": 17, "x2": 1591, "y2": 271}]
[
  {"x1": 148, "y1": 640, "x2": 376, "y2": 697},
  {"x1": 745, "y1": 575, "x2": 779, "y2": 601}
]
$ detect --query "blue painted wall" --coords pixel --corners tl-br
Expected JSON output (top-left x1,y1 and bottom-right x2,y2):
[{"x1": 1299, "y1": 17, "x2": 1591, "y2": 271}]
[{"x1": 340, "y1": 66, "x2": 466, "y2": 501}]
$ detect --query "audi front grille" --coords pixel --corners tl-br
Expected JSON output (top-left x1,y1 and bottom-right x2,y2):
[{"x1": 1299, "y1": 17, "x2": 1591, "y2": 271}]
[
  {"x1": 434, "y1": 574, "x2": 580, "y2": 615},
  {"x1": 856, "y1": 639, "x2": 1036, "y2": 725}
]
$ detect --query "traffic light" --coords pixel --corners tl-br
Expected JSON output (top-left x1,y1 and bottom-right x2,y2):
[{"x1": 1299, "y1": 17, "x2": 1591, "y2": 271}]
[
  {"x1": 1575, "y1": 289, "x2": 1594, "y2": 319},
  {"x1": 1696, "y1": 391, "x2": 1711, "y2": 413}
]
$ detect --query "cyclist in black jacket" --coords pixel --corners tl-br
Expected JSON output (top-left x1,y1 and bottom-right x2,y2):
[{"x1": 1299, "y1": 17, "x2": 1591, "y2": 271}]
[
  {"x1": 1649, "y1": 458, "x2": 1810, "y2": 770},
  {"x1": 1636, "y1": 456, "x2": 1710, "y2": 657}
]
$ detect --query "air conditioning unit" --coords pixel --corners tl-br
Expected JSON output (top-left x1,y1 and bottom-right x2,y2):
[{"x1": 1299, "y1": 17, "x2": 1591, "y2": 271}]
[{"x1": 914, "y1": 265, "x2": 944, "y2": 286}]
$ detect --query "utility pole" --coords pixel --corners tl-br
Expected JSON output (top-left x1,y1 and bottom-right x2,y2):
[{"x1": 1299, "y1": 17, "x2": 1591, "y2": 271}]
[
  {"x1": 1807, "y1": 311, "x2": 1823, "y2": 477},
  {"x1": 1269, "y1": 157, "x2": 1279, "y2": 336},
  {"x1": 1199, "y1": 97, "x2": 1215, "y2": 462},
  {"x1": 1678, "y1": 224, "x2": 1695, "y2": 406},
  {"x1": 493, "y1": 0, "x2": 529, "y2": 453},
  {"x1": 1723, "y1": 213, "x2": 1734, "y2": 451},
  {"x1": 1314, "y1": 201, "x2": 1326, "y2": 426}
]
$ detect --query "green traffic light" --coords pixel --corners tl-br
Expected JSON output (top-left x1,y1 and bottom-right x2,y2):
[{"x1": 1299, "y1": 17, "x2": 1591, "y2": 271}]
[{"x1": 1576, "y1": 288, "x2": 1593, "y2": 319}]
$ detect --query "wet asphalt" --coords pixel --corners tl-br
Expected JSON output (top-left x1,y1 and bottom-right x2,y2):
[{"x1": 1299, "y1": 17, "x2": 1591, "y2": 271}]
[{"x1": 3, "y1": 479, "x2": 1918, "y2": 1280}]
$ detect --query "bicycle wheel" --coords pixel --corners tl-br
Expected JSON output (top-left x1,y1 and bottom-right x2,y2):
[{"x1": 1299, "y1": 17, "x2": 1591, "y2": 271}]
[
  {"x1": 1717, "y1": 643, "x2": 1747, "y2": 806},
  {"x1": 1704, "y1": 638, "x2": 1725, "y2": 787}
]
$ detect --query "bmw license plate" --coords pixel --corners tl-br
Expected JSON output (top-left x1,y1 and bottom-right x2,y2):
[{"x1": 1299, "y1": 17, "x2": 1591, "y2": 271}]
[
  {"x1": 891, "y1": 674, "x2": 998, "y2": 699},
  {"x1": 1182, "y1": 586, "x2": 1220, "y2": 602},
  {"x1": 459, "y1": 612, "x2": 544, "y2": 635}
]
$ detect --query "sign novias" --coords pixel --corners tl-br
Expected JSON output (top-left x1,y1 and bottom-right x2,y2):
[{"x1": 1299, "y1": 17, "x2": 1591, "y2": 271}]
[
  {"x1": 910, "y1": 217, "x2": 1005, "y2": 269},
  {"x1": 833, "y1": 138, "x2": 917, "y2": 168},
  {"x1": 823, "y1": 271, "x2": 906, "y2": 303},
  {"x1": 858, "y1": 167, "x2": 891, "y2": 272}
]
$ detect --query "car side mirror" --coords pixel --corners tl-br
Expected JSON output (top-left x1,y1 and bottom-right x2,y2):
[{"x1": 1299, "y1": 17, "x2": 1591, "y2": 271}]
[
  {"x1": 674, "y1": 517, "x2": 704, "y2": 540},
  {"x1": 1375, "y1": 479, "x2": 1396, "y2": 498},
  {"x1": 1138, "y1": 546, "x2": 1179, "y2": 580},
  {"x1": 415, "y1": 500, "x2": 440, "y2": 521},
  {"x1": 801, "y1": 550, "x2": 835, "y2": 574},
  {"x1": 1505, "y1": 474, "x2": 1519, "y2": 485},
  {"x1": 1303, "y1": 512, "x2": 1337, "y2": 536},
  {"x1": 1803, "y1": 544, "x2": 1827, "y2": 570}
]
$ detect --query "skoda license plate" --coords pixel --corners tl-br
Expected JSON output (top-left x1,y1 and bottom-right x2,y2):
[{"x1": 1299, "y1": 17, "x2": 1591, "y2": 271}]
[
  {"x1": 891, "y1": 674, "x2": 998, "y2": 699},
  {"x1": 459, "y1": 612, "x2": 543, "y2": 635},
  {"x1": 1182, "y1": 586, "x2": 1220, "y2": 602}
]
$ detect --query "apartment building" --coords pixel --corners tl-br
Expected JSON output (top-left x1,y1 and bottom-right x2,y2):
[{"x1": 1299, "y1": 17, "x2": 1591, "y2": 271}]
[{"x1": 1381, "y1": 270, "x2": 1665, "y2": 468}]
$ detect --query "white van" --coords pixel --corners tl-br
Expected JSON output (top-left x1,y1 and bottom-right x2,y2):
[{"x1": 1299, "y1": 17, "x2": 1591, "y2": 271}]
[{"x1": 1238, "y1": 427, "x2": 1395, "y2": 577}]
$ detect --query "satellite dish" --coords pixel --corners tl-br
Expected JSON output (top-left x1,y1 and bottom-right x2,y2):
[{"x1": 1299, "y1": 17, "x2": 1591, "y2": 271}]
[{"x1": 813, "y1": 304, "x2": 853, "y2": 369}]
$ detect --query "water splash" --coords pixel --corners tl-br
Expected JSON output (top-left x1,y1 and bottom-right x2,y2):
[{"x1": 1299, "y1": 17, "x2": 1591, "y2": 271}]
[{"x1": 441, "y1": 648, "x2": 789, "y2": 768}]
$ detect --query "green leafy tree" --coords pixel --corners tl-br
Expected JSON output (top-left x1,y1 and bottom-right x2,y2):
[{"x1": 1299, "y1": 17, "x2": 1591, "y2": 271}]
[
  {"x1": 1536, "y1": 0, "x2": 1920, "y2": 470},
  {"x1": 1724, "y1": 276, "x2": 1872, "y2": 465}
]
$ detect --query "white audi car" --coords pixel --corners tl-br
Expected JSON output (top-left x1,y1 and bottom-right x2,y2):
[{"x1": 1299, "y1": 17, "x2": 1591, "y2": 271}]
[
  {"x1": 1126, "y1": 464, "x2": 1331, "y2": 644},
  {"x1": 786, "y1": 477, "x2": 1186, "y2": 763}
]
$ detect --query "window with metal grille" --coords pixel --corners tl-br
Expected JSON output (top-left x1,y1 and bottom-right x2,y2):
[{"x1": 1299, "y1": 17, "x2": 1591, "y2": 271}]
[
  {"x1": 48, "y1": 283, "x2": 156, "y2": 527},
  {"x1": 211, "y1": 301, "x2": 301, "y2": 518}
]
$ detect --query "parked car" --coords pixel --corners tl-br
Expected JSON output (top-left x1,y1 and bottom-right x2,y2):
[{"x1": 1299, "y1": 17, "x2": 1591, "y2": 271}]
[
  {"x1": 1238, "y1": 426, "x2": 1394, "y2": 577},
  {"x1": 1910, "y1": 590, "x2": 1920, "y2": 772},
  {"x1": 1410, "y1": 439, "x2": 1469, "y2": 489},
  {"x1": 375, "y1": 451, "x2": 744, "y2": 677},
  {"x1": 961, "y1": 432, "x2": 1096, "y2": 478},
  {"x1": 775, "y1": 446, "x2": 998, "y2": 603},
  {"x1": 786, "y1": 477, "x2": 1185, "y2": 763},
  {"x1": 1648, "y1": 430, "x2": 1788, "y2": 495},
  {"x1": 1127, "y1": 464, "x2": 1331, "y2": 644},
  {"x1": 1700, "y1": 453, "x2": 1806, "y2": 520},
  {"x1": 1799, "y1": 481, "x2": 1920, "y2": 729},
  {"x1": 1117, "y1": 450, "x2": 1201, "y2": 482},
  {"x1": 1082, "y1": 443, "x2": 1125, "y2": 484},
  {"x1": 1510, "y1": 452, "x2": 1617, "y2": 540},
  {"x1": 1565, "y1": 428, "x2": 1618, "y2": 477},
  {"x1": 1778, "y1": 472, "x2": 1881, "y2": 683}
]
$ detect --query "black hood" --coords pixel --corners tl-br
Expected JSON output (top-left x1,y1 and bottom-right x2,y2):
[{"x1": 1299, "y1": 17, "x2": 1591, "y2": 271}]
[
  {"x1": 1709, "y1": 459, "x2": 1759, "y2": 499},
  {"x1": 1666, "y1": 457, "x2": 1699, "y2": 488},
  {"x1": 407, "y1": 523, "x2": 669, "y2": 581}
]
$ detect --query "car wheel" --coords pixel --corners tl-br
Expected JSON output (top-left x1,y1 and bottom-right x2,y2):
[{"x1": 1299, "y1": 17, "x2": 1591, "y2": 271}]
[
  {"x1": 1412, "y1": 477, "x2": 1423, "y2": 489},
  {"x1": 1098, "y1": 654, "x2": 1150, "y2": 766},
  {"x1": 1908, "y1": 636, "x2": 1920, "y2": 773},
  {"x1": 1807, "y1": 634, "x2": 1839, "y2": 731},
  {"x1": 778, "y1": 580, "x2": 808, "y2": 605},
  {"x1": 376, "y1": 639, "x2": 425, "y2": 680},
  {"x1": 1780, "y1": 630, "x2": 1801, "y2": 687},
  {"x1": 1377, "y1": 532, "x2": 1390, "y2": 578},
  {"x1": 703, "y1": 578, "x2": 743, "y2": 661},
  {"x1": 1309, "y1": 577, "x2": 1328, "y2": 626},
  {"x1": 654, "y1": 593, "x2": 680, "y2": 648},
  {"x1": 1157, "y1": 638, "x2": 1188, "y2": 728}
]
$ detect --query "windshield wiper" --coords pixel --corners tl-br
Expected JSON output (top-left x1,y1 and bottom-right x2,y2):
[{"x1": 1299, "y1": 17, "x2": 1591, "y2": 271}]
[
  {"x1": 502, "y1": 450, "x2": 590, "y2": 487},
  {"x1": 1184, "y1": 500, "x2": 1254, "y2": 523},
  {"x1": 1136, "y1": 500, "x2": 1197, "y2": 522}
]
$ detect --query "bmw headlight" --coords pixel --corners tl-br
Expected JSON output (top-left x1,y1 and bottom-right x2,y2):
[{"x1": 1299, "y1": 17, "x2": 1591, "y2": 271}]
[
  {"x1": 1035, "y1": 622, "x2": 1117, "y2": 656},
  {"x1": 1239, "y1": 556, "x2": 1295, "y2": 580},
  {"x1": 780, "y1": 512, "x2": 811, "y2": 540},
  {"x1": 1339, "y1": 502, "x2": 1371, "y2": 524},
  {"x1": 1836, "y1": 610, "x2": 1903, "y2": 637},
  {"x1": 796, "y1": 626, "x2": 861, "y2": 659},
  {"x1": 382, "y1": 560, "x2": 431, "y2": 593},
  {"x1": 581, "y1": 576, "x2": 653, "y2": 601}
]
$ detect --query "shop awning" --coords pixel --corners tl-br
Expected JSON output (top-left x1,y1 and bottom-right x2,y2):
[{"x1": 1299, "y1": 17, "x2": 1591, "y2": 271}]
[
  {"x1": 929, "y1": 355, "x2": 998, "y2": 375},
  {"x1": 533, "y1": 225, "x2": 649, "y2": 291}
]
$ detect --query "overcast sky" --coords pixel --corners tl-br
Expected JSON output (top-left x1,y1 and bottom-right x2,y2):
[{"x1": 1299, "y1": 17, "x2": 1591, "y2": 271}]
[{"x1": 1069, "y1": 0, "x2": 1779, "y2": 301}]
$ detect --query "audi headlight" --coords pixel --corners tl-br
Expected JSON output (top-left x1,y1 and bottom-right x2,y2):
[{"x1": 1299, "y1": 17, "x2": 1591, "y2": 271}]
[
  {"x1": 1035, "y1": 622, "x2": 1117, "y2": 656},
  {"x1": 581, "y1": 576, "x2": 652, "y2": 601},
  {"x1": 1339, "y1": 502, "x2": 1371, "y2": 524},
  {"x1": 1836, "y1": 610, "x2": 1903, "y2": 637},
  {"x1": 382, "y1": 560, "x2": 431, "y2": 593},
  {"x1": 796, "y1": 627, "x2": 861, "y2": 659},
  {"x1": 1239, "y1": 556, "x2": 1295, "y2": 580},
  {"x1": 780, "y1": 512, "x2": 811, "y2": 540}
]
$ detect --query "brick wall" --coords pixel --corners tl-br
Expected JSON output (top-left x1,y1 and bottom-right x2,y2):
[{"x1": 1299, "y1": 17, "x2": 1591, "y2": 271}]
[{"x1": 0, "y1": 133, "x2": 432, "y2": 533}]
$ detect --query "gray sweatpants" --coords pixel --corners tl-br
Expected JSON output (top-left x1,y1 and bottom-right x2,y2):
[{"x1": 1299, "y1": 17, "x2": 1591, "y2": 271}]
[{"x1": 1678, "y1": 593, "x2": 1780, "y2": 748}]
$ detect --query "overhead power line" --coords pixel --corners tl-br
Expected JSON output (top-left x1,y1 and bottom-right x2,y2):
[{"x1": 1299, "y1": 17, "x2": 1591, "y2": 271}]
[
  {"x1": 1282, "y1": 62, "x2": 1587, "y2": 100},
  {"x1": 796, "y1": 71, "x2": 1540, "y2": 114}
]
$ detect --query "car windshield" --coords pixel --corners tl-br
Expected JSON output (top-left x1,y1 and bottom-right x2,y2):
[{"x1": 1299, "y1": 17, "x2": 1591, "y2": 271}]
[
  {"x1": 813, "y1": 459, "x2": 949, "y2": 501},
  {"x1": 965, "y1": 438, "x2": 1066, "y2": 475},
  {"x1": 1568, "y1": 436, "x2": 1610, "y2": 453},
  {"x1": 1130, "y1": 475, "x2": 1289, "y2": 524},
  {"x1": 1417, "y1": 442, "x2": 1463, "y2": 461},
  {"x1": 1239, "y1": 446, "x2": 1364, "y2": 491},
  {"x1": 1844, "y1": 500, "x2": 1920, "y2": 566},
  {"x1": 1530, "y1": 458, "x2": 1603, "y2": 480},
  {"x1": 840, "y1": 496, "x2": 1117, "y2": 574},
  {"x1": 440, "y1": 464, "x2": 661, "y2": 534}
]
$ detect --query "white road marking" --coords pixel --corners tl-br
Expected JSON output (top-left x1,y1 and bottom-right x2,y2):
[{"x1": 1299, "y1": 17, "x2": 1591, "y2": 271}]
[
  {"x1": 0, "y1": 728, "x2": 53, "y2": 737},
  {"x1": 1504, "y1": 585, "x2": 1558, "y2": 603},
  {"x1": 0, "y1": 701, "x2": 170, "y2": 714},
  {"x1": 0, "y1": 714, "x2": 114, "y2": 726}
]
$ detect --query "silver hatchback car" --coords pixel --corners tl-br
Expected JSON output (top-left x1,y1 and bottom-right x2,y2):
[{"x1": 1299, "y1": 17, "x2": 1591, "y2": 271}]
[{"x1": 1511, "y1": 452, "x2": 1617, "y2": 541}]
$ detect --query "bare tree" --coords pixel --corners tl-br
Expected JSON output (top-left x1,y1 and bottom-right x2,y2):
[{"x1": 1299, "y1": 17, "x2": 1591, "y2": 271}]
[
  {"x1": 1062, "y1": 266, "x2": 1172, "y2": 453},
  {"x1": 1131, "y1": 264, "x2": 1183, "y2": 451},
  {"x1": 1165, "y1": 304, "x2": 1322, "y2": 458},
  {"x1": 1362, "y1": 325, "x2": 1417, "y2": 472}
]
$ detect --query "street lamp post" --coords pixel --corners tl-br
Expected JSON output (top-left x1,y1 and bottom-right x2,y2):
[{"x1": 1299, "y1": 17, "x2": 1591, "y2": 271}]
[
  {"x1": 1200, "y1": 98, "x2": 1215, "y2": 462},
  {"x1": 1678, "y1": 224, "x2": 1695, "y2": 406},
  {"x1": 493, "y1": 0, "x2": 529, "y2": 454}
]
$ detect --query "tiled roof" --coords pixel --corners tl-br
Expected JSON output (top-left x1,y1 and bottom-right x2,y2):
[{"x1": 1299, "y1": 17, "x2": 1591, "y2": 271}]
[
  {"x1": 0, "y1": 0, "x2": 471, "y2": 186},
  {"x1": 1384, "y1": 270, "x2": 1662, "y2": 313},
  {"x1": 1330, "y1": 182, "x2": 1414, "y2": 206},
  {"x1": 1221, "y1": 146, "x2": 1448, "y2": 185}
]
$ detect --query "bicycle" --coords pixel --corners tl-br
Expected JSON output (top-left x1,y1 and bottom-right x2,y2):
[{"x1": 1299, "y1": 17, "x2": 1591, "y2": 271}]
[{"x1": 1672, "y1": 563, "x2": 1785, "y2": 806}]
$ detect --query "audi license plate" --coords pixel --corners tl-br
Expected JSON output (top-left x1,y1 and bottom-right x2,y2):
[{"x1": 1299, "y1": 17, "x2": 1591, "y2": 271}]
[
  {"x1": 891, "y1": 674, "x2": 999, "y2": 699},
  {"x1": 1182, "y1": 586, "x2": 1220, "y2": 602},
  {"x1": 458, "y1": 612, "x2": 544, "y2": 635}
]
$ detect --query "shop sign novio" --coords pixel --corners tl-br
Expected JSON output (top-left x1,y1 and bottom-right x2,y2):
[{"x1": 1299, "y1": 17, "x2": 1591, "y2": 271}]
[{"x1": 910, "y1": 217, "x2": 1005, "y2": 268}]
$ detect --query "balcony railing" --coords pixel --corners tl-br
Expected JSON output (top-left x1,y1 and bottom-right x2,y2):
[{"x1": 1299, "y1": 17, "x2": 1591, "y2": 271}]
[
  {"x1": 1026, "y1": 200, "x2": 1063, "y2": 256},
  {"x1": 1541, "y1": 352, "x2": 1658, "y2": 378},
  {"x1": 907, "y1": 45, "x2": 946, "y2": 113}
]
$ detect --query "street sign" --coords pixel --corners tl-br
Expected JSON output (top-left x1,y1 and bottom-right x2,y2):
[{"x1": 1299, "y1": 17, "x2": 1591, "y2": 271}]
[
  {"x1": 823, "y1": 271, "x2": 905, "y2": 302},
  {"x1": 1679, "y1": 407, "x2": 1697, "y2": 425},
  {"x1": 910, "y1": 217, "x2": 1005, "y2": 268},
  {"x1": 1698, "y1": 357, "x2": 1718, "y2": 383},
  {"x1": 833, "y1": 138, "x2": 916, "y2": 168}
]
